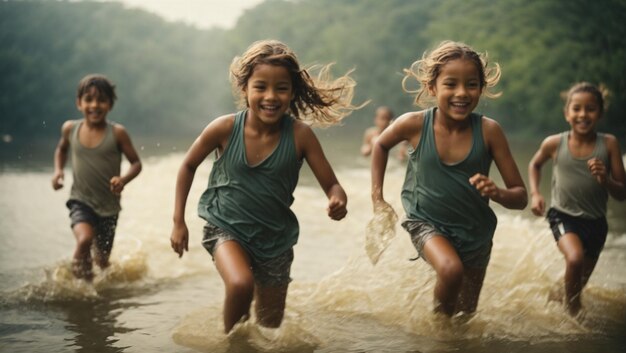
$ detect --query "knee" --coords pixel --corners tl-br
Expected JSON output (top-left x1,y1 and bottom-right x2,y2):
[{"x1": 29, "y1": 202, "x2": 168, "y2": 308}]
[
  {"x1": 437, "y1": 260, "x2": 464, "y2": 286},
  {"x1": 564, "y1": 251, "x2": 585, "y2": 271},
  {"x1": 75, "y1": 233, "x2": 94, "y2": 252},
  {"x1": 225, "y1": 275, "x2": 255, "y2": 300}
]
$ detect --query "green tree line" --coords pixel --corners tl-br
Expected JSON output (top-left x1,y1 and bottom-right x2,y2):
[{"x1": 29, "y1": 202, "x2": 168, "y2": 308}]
[{"x1": 1, "y1": 0, "x2": 624, "y2": 141}]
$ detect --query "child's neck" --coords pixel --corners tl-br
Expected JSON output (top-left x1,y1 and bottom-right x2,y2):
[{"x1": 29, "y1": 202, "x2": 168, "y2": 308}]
[
  {"x1": 569, "y1": 129, "x2": 597, "y2": 144},
  {"x1": 434, "y1": 110, "x2": 471, "y2": 132},
  {"x1": 83, "y1": 118, "x2": 107, "y2": 130}
]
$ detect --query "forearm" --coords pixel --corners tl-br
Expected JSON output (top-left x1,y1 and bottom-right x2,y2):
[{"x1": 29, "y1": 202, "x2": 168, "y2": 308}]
[
  {"x1": 120, "y1": 160, "x2": 142, "y2": 185},
  {"x1": 528, "y1": 163, "x2": 542, "y2": 196},
  {"x1": 606, "y1": 177, "x2": 626, "y2": 201},
  {"x1": 53, "y1": 147, "x2": 67, "y2": 174},
  {"x1": 492, "y1": 186, "x2": 528, "y2": 210},
  {"x1": 370, "y1": 142, "x2": 389, "y2": 203},
  {"x1": 173, "y1": 164, "x2": 196, "y2": 224},
  {"x1": 325, "y1": 183, "x2": 347, "y2": 202}
]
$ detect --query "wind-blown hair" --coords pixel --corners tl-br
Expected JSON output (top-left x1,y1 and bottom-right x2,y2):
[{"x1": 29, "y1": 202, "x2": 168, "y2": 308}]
[
  {"x1": 402, "y1": 41, "x2": 501, "y2": 107},
  {"x1": 230, "y1": 39, "x2": 365, "y2": 127}
]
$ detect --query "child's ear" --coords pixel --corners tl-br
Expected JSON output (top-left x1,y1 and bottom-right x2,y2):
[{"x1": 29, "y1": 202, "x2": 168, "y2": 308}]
[{"x1": 75, "y1": 98, "x2": 81, "y2": 109}]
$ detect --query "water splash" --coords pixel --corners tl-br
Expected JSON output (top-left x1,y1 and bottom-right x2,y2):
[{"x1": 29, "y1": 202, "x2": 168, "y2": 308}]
[
  {"x1": 3, "y1": 246, "x2": 148, "y2": 304},
  {"x1": 365, "y1": 201, "x2": 398, "y2": 265},
  {"x1": 172, "y1": 304, "x2": 320, "y2": 353}
]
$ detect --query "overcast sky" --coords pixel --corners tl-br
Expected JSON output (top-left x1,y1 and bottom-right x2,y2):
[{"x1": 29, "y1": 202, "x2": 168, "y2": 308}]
[{"x1": 100, "y1": 0, "x2": 266, "y2": 29}]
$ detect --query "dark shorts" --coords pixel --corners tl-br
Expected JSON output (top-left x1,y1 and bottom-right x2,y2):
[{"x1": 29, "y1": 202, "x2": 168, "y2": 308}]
[
  {"x1": 547, "y1": 208, "x2": 608, "y2": 259},
  {"x1": 201, "y1": 223, "x2": 293, "y2": 287},
  {"x1": 67, "y1": 200, "x2": 118, "y2": 256},
  {"x1": 402, "y1": 219, "x2": 492, "y2": 268}
]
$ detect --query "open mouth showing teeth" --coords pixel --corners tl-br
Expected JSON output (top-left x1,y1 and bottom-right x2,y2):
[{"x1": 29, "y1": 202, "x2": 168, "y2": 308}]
[
  {"x1": 451, "y1": 102, "x2": 469, "y2": 108},
  {"x1": 261, "y1": 105, "x2": 279, "y2": 112}
]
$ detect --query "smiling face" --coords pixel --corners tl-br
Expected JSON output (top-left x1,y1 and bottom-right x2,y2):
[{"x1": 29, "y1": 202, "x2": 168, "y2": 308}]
[
  {"x1": 76, "y1": 86, "x2": 112, "y2": 126},
  {"x1": 429, "y1": 58, "x2": 482, "y2": 122},
  {"x1": 564, "y1": 91, "x2": 601, "y2": 136},
  {"x1": 244, "y1": 63, "x2": 294, "y2": 127}
]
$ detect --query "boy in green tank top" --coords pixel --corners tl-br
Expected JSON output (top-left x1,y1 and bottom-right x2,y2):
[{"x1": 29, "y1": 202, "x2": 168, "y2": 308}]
[
  {"x1": 529, "y1": 82, "x2": 626, "y2": 315},
  {"x1": 52, "y1": 74, "x2": 142, "y2": 281},
  {"x1": 371, "y1": 41, "x2": 527, "y2": 317}
]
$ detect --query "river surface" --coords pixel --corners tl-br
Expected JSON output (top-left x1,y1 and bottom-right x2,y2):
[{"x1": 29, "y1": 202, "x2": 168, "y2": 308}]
[{"x1": 1, "y1": 133, "x2": 625, "y2": 352}]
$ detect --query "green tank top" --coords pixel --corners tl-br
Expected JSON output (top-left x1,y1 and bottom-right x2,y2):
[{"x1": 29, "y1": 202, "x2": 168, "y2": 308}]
[
  {"x1": 551, "y1": 132, "x2": 609, "y2": 219},
  {"x1": 69, "y1": 120, "x2": 121, "y2": 216},
  {"x1": 198, "y1": 110, "x2": 303, "y2": 259},
  {"x1": 401, "y1": 108, "x2": 497, "y2": 253}
]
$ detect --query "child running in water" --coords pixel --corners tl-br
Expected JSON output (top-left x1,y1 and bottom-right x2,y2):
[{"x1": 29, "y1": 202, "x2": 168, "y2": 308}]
[
  {"x1": 170, "y1": 40, "x2": 362, "y2": 333},
  {"x1": 371, "y1": 41, "x2": 527, "y2": 316},
  {"x1": 528, "y1": 82, "x2": 626, "y2": 315},
  {"x1": 52, "y1": 74, "x2": 142, "y2": 281},
  {"x1": 361, "y1": 106, "x2": 394, "y2": 157}
]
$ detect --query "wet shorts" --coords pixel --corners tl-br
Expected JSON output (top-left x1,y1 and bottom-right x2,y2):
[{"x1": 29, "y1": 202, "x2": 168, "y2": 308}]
[
  {"x1": 201, "y1": 223, "x2": 294, "y2": 287},
  {"x1": 547, "y1": 208, "x2": 608, "y2": 259},
  {"x1": 401, "y1": 219, "x2": 492, "y2": 268},
  {"x1": 67, "y1": 200, "x2": 118, "y2": 256}
]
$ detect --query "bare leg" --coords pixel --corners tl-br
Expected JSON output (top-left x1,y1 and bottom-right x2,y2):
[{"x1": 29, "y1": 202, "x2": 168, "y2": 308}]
[
  {"x1": 456, "y1": 267, "x2": 487, "y2": 314},
  {"x1": 92, "y1": 246, "x2": 111, "y2": 270},
  {"x1": 213, "y1": 241, "x2": 255, "y2": 333},
  {"x1": 71, "y1": 222, "x2": 95, "y2": 281},
  {"x1": 422, "y1": 235, "x2": 464, "y2": 316},
  {"x1": 557, "y1": 233, "x2": 585, "y2": 315},
  {"x1": 254, "y1": 284, "x2": 289, "y2": 328}
]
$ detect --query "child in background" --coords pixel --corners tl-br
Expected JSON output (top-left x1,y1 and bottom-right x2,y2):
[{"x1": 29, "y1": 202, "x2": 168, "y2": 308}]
[
  {"x1": 52, "y1": 74, "x2": 142, "y2": 281},
  {"x1": 361, "y1": 106, "x2": 393, "y2": 156},
  {"x1": 371, "y1": 41, "x2": 527, "y2": 316},
  {"x1": 170, "y1": 40, "x2": 362, "y2": 333},
  {"x1": 528, "y1": 82, "x2": 626, "y2": 315}
]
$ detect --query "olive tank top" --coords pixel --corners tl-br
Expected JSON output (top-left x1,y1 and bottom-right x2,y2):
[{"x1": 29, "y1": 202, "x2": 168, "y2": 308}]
[
  {"x1": 69, "y1": 120, "x2": 121, "y2": 216},
  {"x1": 198, "y1": 110, "x2": 302, "y2": 259},
  {"x1": 551, "y1": 132, "x2": 608, "y2": 219},
  {"x1": 401, "y1": 108, "x2": 497, "y2": 253}
]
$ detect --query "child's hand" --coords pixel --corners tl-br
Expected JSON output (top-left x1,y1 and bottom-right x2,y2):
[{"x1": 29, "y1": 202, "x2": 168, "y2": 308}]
[
  {"x1": 52, "y1": 171, "x2": 64, "y2": 190},
  {"x1": 587, "y1": 158, "x2": 607, "y2": 185},
  {"x1": 530, "y1": 193, "x2": 545, "y2": 216},
  {"x1": 170, "y1": 223, "x2": 189, "y2": 258},
  {"x1": 469, "y1": 173, "x2": 500, "y2": 199},
  {"x1": 327, "y1": 195, "x2": 347, "y2": 221},
  {"x1": 110, "y1": 176, "x2": 125, "y2": 195}
]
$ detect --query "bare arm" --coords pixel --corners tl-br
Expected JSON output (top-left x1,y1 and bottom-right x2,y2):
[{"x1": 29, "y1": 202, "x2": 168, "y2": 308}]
[
  {"x1": 296, "y1": 122, "x2": 347, "y2": 220},
  {"x1": 52, "y1": 121, "x2": 73, "y2": 190},
  {"x1": 371, "y1": 112, "x2": 422, "y2": 207},
  {"x1": 170, "y1": 115, "x2": 234, "y2": 257},
  {"x1": 110, "y1": 125, "x2": 142, "y2": 194},
  {"x1": 592, "y1": 134, "x2": 626, "y2": 201},
  {"x1": 527, "y1": 135, "x2": 559, "y2": 216},
  {"x1": 471, "y1": 118, "x2": 527, "y2": 210},
  {"x1": 360, "y1": 128, "x2": 375, "y2": 156}
]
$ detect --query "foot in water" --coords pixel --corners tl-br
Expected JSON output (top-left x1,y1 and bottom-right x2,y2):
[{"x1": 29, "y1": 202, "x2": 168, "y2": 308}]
[{"x1": 72, "y1": 259, "x2": 94, "y2": 281}]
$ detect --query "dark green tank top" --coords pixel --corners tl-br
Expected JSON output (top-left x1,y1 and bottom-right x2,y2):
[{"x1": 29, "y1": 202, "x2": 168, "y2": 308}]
[
  {"x1": 69, "y1": 120, "x2": 121, "y2": 216},
  {"x1": 401, "y1": 108, "x2": 497, "y2": 253},
  {"x1": 198, "y1": 110, "x2": 302, "y2": 259},
  {"x1": 551, "y1": 132, "x2": 608, "y2": 219}
]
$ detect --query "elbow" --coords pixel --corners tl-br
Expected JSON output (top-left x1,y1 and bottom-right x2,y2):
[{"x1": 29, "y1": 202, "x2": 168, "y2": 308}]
[
  {"x1": 135, "y1": 161, "x2": 143, "y2": 174},
  {"x1": 516, "y1": 194, "x2": 529, "y2": 210}
]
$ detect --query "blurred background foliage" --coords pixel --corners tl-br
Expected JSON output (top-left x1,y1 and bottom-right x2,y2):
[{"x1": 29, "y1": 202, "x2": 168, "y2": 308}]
[{"x1": 1, "y1": 0, "x2": 625, "y2": 142}]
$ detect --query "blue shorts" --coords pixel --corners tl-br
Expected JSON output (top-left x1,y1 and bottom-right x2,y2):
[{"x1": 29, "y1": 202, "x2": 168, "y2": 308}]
[
  {"x1": 547, "y1": 208, "x2": 608, "y2": 259},
  {"x1": 401, "y1": 219, "x2": 492, "y2": 268},
  {"x1": 201, "y1": 223, "x2": 293, "y2": 287},
  {"x1": 67, "y1": 200, "x2": 118, "y2": 256}
]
